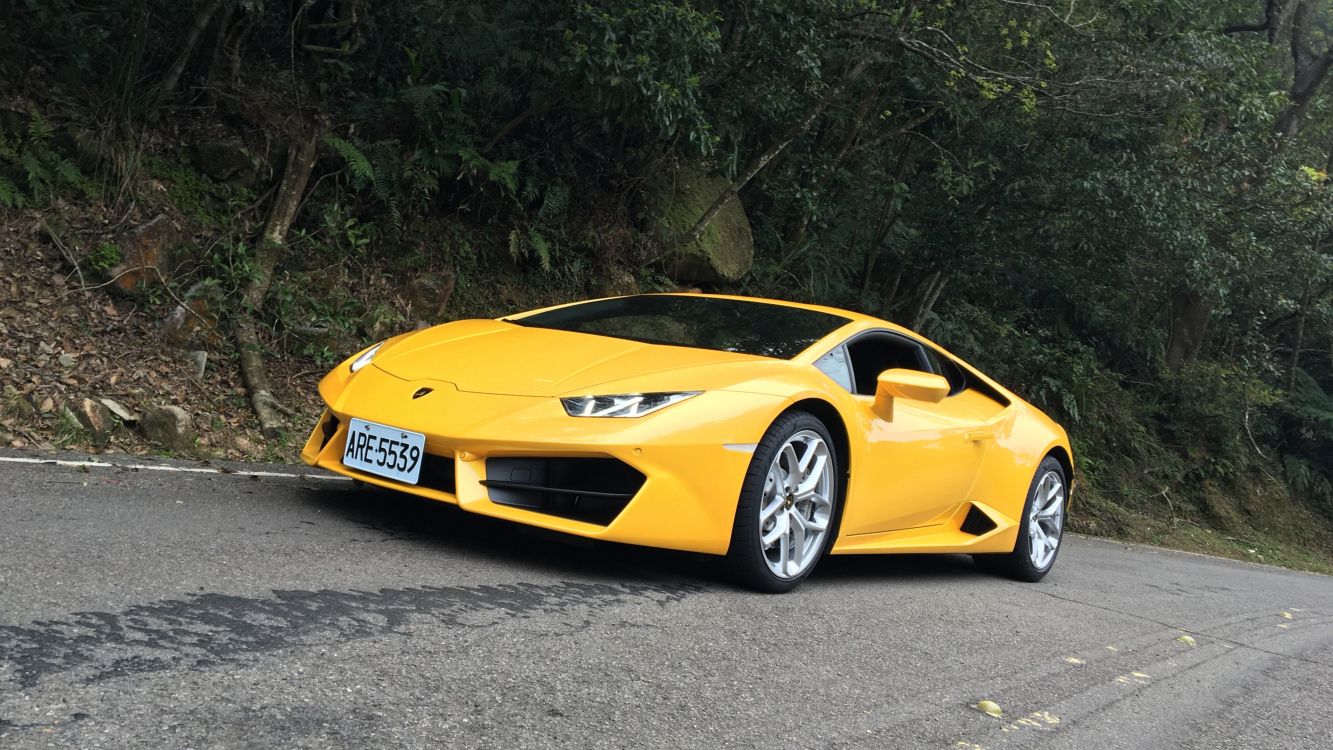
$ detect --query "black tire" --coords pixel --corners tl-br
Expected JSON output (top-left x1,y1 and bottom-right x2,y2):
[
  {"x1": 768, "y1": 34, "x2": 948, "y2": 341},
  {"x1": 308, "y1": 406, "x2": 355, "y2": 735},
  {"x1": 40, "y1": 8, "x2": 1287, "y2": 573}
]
[
  {"x1": 973, "y1": 456, "x2": 1067, "y2": 582},
  {"x1": 726, "y1": 411, "x2": 841, "y2": 593}
]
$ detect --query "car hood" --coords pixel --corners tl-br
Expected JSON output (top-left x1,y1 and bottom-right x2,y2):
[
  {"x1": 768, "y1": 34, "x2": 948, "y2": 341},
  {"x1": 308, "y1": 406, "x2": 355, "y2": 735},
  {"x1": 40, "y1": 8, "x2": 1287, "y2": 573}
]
[{"x1": 370, "y1": 319, "x2": 765, "y2": 397}]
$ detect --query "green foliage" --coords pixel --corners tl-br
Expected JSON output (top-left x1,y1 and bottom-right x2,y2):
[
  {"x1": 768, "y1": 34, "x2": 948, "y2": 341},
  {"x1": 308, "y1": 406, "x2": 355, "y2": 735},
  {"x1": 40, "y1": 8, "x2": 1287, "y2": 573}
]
[
  {"x1": 455, "y1": 147, "x2": 519, "y2": 195},
  {"x1": 0, "y1": 175, "x2": 19, "y2": 209},
  {"x1": 1285, "y1": 455, "x2": 1333, "y2": 510},
  {"x1": 0, "y1": 111, "x2": 89, "y2": 207},
  {"x1": 88, "y1": 242, "x2": 122, "y2": 271},
  {"x1": 144, "y1": 155, "x2": 254, "y2": 227},
  {"x1": 1165, "y1": 363, "x2": 1279, "y2": 477},
  {"x1": 565, "y1": 1, "x2": 721, "y2": 152},
  {"x1": 1280, "y1": 369, "x2": 1333, "y2": 512},
  {"x1": 507, "y1": 225, "x2": 554, "y2": 270},
  {"x1": 325, "y1": 136, "x2": 373, "y2": 186}
]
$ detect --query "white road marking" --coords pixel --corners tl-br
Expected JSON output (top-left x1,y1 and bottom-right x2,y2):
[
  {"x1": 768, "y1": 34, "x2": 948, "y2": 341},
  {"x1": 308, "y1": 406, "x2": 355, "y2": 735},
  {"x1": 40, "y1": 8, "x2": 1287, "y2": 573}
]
[{"x1": 0, "y1": 455, "x2": 350, "y2": 481}]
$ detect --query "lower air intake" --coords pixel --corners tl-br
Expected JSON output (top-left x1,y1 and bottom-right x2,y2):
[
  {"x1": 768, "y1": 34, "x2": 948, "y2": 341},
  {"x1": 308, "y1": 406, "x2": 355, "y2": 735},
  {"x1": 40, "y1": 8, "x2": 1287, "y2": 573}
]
[
  {"x1": 418, "y1": 452, "x2": 457, "y2": 494},
  {"x1": 319, "y1": 413, "x2": 340, "y2": 450},
  {"x1": 482, "y1": 457, "x2": 645, "y2": 526}
]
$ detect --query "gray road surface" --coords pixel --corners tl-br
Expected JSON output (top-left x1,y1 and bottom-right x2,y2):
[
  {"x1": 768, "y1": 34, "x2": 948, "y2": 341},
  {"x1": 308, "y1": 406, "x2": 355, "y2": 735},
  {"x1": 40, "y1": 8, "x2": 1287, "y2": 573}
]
[{"x1": 0, "y1": 451, "x2": 1329, "y2": 749}]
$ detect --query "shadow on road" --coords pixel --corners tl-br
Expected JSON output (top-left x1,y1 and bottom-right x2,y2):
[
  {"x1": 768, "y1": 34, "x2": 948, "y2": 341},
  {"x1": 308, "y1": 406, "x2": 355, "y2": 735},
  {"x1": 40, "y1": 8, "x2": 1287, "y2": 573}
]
[
  {"x1": 300, "y1": 483, "x2": 987, "y2": 591},
  {"x1": 811, "y1": 553, "x2": 982, "y2": 585},
  {"x1": 301, "y1": 483, "x2": 724, "y2": 585}
]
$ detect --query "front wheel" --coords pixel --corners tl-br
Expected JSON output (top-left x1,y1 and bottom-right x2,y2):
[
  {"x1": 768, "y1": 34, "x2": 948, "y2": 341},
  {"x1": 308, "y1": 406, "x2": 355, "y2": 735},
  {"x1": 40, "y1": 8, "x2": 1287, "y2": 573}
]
[
  {"x1": 973, "y1": 456, "x2": 1067, "y2": 582},
  {"x1": 726, "y1": 411, "x2": 840, "y2": 593}
]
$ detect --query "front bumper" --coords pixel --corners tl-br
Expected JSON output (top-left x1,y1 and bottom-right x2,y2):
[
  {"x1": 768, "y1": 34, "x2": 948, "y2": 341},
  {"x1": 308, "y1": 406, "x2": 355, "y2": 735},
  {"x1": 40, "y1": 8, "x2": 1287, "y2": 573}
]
[{"x1": 301, "y1": 367, "x2": 782, "y2": 554}]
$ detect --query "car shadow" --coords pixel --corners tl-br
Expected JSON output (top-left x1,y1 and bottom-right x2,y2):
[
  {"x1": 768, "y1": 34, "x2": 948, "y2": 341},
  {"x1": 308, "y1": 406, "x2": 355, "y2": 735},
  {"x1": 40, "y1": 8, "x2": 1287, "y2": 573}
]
[
  {"x1": 300, "y1": 482, "x2": 723, "y2": 586},
  {"x1": 300, "y1": 483, "x2": 991, "y2": 591},
  {"x1": 809, "y1": 553, "x2": 984, "y2": 586}
]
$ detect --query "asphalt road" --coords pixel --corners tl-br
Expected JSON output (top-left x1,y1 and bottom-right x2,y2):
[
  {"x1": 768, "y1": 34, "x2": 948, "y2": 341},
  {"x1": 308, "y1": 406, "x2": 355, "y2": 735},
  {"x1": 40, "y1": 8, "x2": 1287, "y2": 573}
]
[{"x1": 0, "y1": 452, "x2": 1329, "y2": 749}]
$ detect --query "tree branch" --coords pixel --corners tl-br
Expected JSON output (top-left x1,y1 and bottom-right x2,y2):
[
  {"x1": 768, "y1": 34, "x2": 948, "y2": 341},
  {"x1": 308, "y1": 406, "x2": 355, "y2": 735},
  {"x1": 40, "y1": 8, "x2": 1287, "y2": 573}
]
[{"x1": 160, "y1": 0, "x2": 226, "y2": 102}]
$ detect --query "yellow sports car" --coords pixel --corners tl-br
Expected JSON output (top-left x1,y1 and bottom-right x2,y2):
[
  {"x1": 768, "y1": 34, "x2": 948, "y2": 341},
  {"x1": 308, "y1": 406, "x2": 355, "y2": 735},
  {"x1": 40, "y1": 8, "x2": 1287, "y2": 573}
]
[{"x1": 302, "y1": 294, "x2": 1073, "y2": 592}]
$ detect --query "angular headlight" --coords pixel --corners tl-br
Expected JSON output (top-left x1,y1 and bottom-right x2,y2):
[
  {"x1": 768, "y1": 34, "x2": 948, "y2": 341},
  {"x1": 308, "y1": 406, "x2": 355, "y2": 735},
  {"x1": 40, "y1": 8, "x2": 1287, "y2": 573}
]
[
  {"x1": 349, "y1": 343, "x2": 383, "y2": 373},
  {"x1": 560, "y1": 392, "x2": 700, "y2": 418}
]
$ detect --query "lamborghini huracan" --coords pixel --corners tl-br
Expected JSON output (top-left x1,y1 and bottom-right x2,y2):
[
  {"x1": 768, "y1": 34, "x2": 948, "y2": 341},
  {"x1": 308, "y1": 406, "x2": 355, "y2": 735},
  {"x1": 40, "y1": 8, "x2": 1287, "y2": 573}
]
[{"x1": 302, "y1": 293, "x2": 1073, "y2": 592}]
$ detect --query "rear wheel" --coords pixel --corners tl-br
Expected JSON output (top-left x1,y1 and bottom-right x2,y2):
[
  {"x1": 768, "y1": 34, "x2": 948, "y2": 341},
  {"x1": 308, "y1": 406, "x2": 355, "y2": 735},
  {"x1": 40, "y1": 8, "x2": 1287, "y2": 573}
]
[
  {"x1": 973, "y1": 456, "x2": 1067, "y2": 581},
  {"x1": 726, "y1": 412, "x2": 840, "y2": 593}
]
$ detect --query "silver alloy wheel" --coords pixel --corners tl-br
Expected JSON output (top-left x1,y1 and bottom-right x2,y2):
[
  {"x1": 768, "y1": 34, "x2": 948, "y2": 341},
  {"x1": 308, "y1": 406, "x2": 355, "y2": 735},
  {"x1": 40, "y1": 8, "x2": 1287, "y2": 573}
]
[
  {"x1": 1028, "y1": 470, "x2": 1065, "y2": 570},
  {"x1": 759, "y1": 430, "x2": 834, "y2": 579}
]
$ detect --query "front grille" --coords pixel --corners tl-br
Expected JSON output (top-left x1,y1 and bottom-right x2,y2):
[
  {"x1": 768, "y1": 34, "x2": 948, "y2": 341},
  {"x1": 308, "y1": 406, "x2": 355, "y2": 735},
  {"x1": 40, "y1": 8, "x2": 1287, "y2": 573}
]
[
  {"x1": 418, "y1": 452, "x2": 456, "y2": 494},
  {"x1": 482, "y1": 457, "x2": 645, "y2": 526}
]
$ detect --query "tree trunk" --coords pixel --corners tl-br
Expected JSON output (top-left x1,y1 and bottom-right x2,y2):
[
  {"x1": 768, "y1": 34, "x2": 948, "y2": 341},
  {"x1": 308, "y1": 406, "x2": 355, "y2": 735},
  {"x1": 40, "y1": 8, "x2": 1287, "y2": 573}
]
[
  {"x1": 1274, "y1": 50, "x2": 1333, "y2": 138},
  {"x1": 674, "y1": 59, "x2": 871, "y2": 249},
  {"x1": 160, "y1": 0, "x2": 226, "y2": 103},
  {"x1": 202, "y1": 3, "x2": 235, "y2": 102},
  {"x1": 860, "y1": 190, "x2": 898, "y2": 296},
  {"x1": 236, "y1": 128, "x2": 319, "y2": 438},
  {"x1": 1165, "y1": 288, "x2": 1213, "y2": 372},
  {"x1": 223, "y1": 11, "x2": 257, "y2": 86},
  {"x1": 1226, "y1": 0, "x2": 1333, "y2": 140},
  {"x1": 859, "y1": 145, "x2": 914, "y2": 300},
  {"x1": 1288, "y1": 311, "x2": 1306, "y2": 391},
  {"x1": 877, "y1": 269, "x2": 903, "y2": 318},
  {"x1": 1288, "y1": 290, "x2": 1311, "y2": 391},
  {"x1": 910, "y1": 271, "x2": 947, "y2": 331}
]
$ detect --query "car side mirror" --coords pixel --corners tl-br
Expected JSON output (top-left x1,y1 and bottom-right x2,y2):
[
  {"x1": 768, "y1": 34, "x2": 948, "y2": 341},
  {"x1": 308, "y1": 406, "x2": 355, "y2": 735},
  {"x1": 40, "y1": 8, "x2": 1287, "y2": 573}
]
[{"x1": 874, "y1": 368, "x2": 950, "y2": 420}]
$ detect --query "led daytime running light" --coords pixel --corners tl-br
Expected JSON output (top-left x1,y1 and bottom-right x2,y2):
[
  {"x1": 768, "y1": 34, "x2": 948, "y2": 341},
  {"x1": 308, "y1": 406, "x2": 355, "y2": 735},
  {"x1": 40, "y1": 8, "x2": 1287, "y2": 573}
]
[
  {"x1": 349, "y1": 343, "x2": 383, "y2": 373},
  {"x1": 560, "y1": 392, "x2": 700, "y2": 418}
]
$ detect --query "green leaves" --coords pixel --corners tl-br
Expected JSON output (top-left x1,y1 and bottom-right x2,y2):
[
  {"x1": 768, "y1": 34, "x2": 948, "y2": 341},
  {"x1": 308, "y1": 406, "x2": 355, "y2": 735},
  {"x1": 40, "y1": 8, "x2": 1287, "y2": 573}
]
[
  {"x1": 563, "y1": 1, "x2": 721, "y2": 151},
  {"x1": 0, "y1": 110, "x2": 89, "y2": 208},
  {"x1": 324, "y1": 136, "x2": 373, "y2": 186}
]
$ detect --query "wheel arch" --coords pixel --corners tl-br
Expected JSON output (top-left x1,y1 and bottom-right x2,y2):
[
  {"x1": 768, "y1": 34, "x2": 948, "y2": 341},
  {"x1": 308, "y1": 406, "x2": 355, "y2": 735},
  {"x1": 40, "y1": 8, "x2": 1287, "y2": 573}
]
[
  {"x1": 781, "y1": 397, "x2": 852, "y2": 541},
  {"x1": 1043, "y1": 443, "x2": 1075, "y2": 503}
]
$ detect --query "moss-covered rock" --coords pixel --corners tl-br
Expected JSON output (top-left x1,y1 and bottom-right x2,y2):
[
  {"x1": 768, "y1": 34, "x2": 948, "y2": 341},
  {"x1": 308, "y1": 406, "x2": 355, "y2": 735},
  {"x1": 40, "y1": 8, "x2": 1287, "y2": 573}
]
[
  {"x1": 103, "y1": 214, "x2": 181, "y2": 295},
  {"x1": 641, "y1": 164, "x2": 753, "y2": 283}
]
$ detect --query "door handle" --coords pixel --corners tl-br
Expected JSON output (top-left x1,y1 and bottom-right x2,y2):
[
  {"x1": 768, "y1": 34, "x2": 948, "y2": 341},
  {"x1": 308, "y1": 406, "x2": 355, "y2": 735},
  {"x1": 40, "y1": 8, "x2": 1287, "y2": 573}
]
[{"x1": 966, "y1": 431, "x2": 994, "y2": 443}]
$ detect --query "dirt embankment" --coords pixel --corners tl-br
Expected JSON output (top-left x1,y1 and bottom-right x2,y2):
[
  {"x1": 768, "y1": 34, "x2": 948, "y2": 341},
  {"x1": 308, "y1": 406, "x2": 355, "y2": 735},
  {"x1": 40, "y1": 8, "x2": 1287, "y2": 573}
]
[{"x1": 0, "y1": 218, "x2": 325, "y2": 461}]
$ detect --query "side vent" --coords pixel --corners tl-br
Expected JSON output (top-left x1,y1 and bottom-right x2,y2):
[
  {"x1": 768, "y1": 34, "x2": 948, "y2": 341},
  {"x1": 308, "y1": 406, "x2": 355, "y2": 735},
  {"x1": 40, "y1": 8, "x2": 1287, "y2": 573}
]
[{"x1": 960, "y1": 504, "x2": 997, "y2": 536}]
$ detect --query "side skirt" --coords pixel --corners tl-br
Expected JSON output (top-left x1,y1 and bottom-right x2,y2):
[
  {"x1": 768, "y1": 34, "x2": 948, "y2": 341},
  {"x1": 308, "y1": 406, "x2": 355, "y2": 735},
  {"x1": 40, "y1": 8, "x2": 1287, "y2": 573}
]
[{"x1": 829, "y1": 501, "x2": 1019, "y2": 555}]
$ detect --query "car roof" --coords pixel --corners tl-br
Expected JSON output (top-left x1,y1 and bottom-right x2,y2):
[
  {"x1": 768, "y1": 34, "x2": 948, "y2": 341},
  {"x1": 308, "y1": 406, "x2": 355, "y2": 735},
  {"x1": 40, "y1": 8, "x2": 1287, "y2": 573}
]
[
  {"x1": 509, "y1": 292, "x2": 904, "y2": 334},
  {"x1": 654, "y1": 293, "x2": 923, "y2": 346}
]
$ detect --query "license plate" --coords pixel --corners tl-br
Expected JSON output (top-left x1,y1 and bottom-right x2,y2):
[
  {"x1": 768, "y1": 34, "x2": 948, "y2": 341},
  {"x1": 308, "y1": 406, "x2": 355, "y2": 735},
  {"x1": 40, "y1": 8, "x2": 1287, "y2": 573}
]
[{"x1": 341, "y1": 418, "x2": 426, "y2": 485}]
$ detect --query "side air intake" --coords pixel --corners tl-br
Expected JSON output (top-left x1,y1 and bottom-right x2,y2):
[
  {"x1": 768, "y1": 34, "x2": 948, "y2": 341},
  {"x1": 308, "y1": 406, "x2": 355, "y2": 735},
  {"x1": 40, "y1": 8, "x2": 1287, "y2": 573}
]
[{"x1": 960, "y1": 504, "x2": 997, "y2": 536}]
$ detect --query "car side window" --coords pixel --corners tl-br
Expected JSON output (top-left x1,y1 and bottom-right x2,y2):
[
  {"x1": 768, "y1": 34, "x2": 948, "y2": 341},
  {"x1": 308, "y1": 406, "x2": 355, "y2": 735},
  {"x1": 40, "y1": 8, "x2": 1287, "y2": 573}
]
[
  {"x1": 814, "y1": 345, "x2": 855, "y2": 393},
  {"x1": 845, "y1": 334, "x2": 929, "y2": 396},
  {"x1": 919, "y1": 346, "x2": 968, "y2": 396}
]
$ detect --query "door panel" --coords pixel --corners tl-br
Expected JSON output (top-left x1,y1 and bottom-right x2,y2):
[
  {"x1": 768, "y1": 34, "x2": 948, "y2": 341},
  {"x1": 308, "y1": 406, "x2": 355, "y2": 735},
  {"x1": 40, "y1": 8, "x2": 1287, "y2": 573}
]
[
  {"x1": 822, "y1": 327, "x2": 1012, "y2": 537},
  {"x1": 842, "y1": 391, "x2": 1007, "y2": 535}
]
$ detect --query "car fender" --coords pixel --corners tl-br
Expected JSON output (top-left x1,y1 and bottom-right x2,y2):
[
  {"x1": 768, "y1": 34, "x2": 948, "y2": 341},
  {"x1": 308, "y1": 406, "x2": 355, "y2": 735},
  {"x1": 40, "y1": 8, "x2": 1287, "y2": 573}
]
[{"x1": 973, "y1": 404, "x2": 1073, "y2": 525}]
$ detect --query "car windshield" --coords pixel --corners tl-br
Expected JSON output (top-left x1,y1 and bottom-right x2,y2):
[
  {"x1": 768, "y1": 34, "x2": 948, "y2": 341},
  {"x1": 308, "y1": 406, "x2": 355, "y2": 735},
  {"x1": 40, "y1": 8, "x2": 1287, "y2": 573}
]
[{"x1": 508, "y1": 295, "x2": 851, "y2": 359}]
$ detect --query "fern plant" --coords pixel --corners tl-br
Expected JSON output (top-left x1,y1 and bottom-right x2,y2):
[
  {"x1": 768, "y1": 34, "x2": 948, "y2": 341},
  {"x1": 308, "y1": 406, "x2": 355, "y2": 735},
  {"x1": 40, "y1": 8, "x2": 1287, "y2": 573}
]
[
  {"x1": 507, "y1": 226, "x2": 553, "y2": 270},
  {"x1": 0, "y1": 110, "x2": 90, "y2": 208},
  {"x1": 0, "y1": 174, "x2": 19, "y2": 209},
  {"x1": 325, "y1": 134, "x2": 451, "y2": 231},
  {"x1": 1279, "y1": 368, "x2": 1333, "y2": 515}
]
